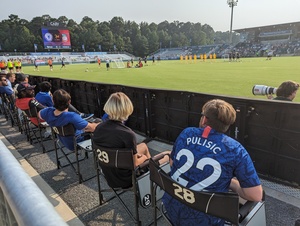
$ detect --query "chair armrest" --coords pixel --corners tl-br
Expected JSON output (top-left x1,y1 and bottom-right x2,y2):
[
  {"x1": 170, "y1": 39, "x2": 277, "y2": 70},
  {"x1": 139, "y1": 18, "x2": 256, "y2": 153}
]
[
  {"x1": 238, "y1": 201, "x2": 258, "y2": 221},
  {"x1": 135, "y1": 153, "x2": 169, "y2": 176},
  {"x1": 137, "y1": 153, "x2": 169, "y2": 169}
]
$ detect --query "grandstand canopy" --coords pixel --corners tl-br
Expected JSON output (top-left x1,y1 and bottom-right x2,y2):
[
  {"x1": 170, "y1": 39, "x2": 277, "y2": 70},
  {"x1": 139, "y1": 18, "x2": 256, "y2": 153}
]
[{"x1": 234, "y1": 21, "x2": 300, "y2": 43}]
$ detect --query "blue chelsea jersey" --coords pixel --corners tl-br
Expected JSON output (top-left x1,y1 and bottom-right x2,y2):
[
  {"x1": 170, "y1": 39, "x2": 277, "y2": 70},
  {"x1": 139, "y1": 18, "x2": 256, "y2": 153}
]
[{"x1": 162, "y1": 126, "x2": 261, "y2": 226}]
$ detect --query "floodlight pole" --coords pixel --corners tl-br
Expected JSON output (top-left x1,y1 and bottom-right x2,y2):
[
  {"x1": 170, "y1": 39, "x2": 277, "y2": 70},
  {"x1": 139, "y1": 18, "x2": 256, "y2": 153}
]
[{"x1": 227, "y1": 0, "x2": 238, "y2": 44}]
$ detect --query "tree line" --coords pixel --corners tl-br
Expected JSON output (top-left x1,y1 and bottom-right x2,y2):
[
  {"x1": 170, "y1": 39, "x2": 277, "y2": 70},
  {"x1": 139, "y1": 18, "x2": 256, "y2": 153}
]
[{"x1": 0, "y1": 14, "x2": 239, "y2": 57}]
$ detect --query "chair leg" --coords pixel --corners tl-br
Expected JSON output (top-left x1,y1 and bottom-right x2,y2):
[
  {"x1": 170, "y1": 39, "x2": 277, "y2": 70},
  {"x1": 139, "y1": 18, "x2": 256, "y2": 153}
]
[
  {"x1": 97, "y1": 168, "x2": 104, "y2": 205},
  {"x1": 75, "y1": 147, "x2": 82, "y2": 183}
]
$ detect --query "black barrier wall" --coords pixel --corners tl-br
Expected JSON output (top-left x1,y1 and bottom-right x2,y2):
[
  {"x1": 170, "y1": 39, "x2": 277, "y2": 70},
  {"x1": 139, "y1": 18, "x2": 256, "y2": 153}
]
[{"x1": 30, "y1": 76, "x2": 300, "y2": 187}]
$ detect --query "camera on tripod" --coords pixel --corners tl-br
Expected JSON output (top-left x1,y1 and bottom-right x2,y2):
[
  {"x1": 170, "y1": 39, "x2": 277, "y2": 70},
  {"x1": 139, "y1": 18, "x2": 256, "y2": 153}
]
[{"x1": 252, "y1": 85, "x2": 277, "y2": 96}]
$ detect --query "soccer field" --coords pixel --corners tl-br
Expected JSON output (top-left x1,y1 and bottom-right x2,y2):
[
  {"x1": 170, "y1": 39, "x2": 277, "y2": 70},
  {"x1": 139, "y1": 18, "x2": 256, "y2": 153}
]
[{"x1": 25, "y1": 57, "x2": 300, "y2": 102}]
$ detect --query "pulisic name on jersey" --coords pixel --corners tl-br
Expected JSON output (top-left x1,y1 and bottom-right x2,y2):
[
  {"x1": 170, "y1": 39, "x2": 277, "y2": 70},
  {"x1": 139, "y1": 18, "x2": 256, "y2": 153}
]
[{"x1": 186, "y1": 137, "x2": 221, "y2": 154}]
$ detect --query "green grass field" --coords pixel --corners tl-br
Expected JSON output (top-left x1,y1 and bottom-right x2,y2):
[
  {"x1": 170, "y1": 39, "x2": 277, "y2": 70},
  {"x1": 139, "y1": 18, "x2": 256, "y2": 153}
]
[{"x1": 25, "y1": 57, "x2": 300, "y2": 102}]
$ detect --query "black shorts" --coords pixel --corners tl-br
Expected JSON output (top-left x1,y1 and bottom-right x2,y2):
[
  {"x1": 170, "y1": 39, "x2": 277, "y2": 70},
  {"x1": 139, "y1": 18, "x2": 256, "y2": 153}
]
[{"x1": 106, "y1": 63, "x2": 109, "y2": 68}]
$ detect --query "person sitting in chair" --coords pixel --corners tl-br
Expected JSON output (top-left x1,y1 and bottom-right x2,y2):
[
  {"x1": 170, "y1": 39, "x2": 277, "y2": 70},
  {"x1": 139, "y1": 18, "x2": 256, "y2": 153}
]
[
  {"x1": 162, "y1": 99, "x2": 263, "y2": 226},
  {"x1": 92, "y1": 92, "x2": 169, "y2": 188},
  {"x1": 38, "y1": 89, "x2": 99, "y2": 151},
  {"x1": 15, "y1": 82, "x2": 45, "y2": 126},
  {"x1": 35, "y1": 81, "x2": 94, "y2": 120}
]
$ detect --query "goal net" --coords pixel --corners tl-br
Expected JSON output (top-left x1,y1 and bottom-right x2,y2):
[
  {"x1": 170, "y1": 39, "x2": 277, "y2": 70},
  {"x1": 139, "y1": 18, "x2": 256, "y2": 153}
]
[
  {"x1": 222, "y1": 54, "x2": 229, "y2": 62},
  {"x1": 110, "y1": 58, "x2": 125, "y2": 69}
]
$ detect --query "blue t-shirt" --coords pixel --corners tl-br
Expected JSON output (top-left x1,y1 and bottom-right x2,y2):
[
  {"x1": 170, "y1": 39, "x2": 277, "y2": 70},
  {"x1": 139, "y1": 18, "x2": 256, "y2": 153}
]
[
  {"x1": 40, "y1": 107, "x2": 88, "y2": 150},
  {"x1": 0, "y1": 85, "x2": 14, "y2": 95},
  {"x1": 162, "y1": 126, "x2": 261, "y2": 226},
  {"x1": 35, "y1": 92, "x2": 53, "y2": 107}
]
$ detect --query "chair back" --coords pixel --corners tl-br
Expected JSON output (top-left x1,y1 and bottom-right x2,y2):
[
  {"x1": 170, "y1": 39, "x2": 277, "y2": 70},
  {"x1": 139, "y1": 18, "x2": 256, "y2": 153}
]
[
  {"x1": 52, "y1": 123, "x2": 76, "y2": 137},
  {"x1": 93, "y1": 143, "x2": 134, "y2": 170},
  {"x1": 149, "y1": 158, "x2": 240, "y2": 225}
]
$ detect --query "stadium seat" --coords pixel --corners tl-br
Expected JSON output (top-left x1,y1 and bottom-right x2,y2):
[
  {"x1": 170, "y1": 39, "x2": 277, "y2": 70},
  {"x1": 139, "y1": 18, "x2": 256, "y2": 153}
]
[
  {"x1": 0, "y1": 93, "x2": 22, "y2": 132},
  {"x1": 149, "y1": 158, "x2": 267, "y2": 226},
  {"x1": 20, "y1": 106, "x2": 52, "y2": 153},
  {"x1": 52, "y1": 123, "x2": 94, "y2": 183},
  {"x1": 93, "y1": 143, "x2": 170, "y2": 226}
]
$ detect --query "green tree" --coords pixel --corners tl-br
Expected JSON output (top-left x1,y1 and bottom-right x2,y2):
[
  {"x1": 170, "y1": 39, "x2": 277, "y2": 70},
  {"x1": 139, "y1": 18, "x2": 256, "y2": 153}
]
[
  {"x1": 80, "y1": 17, "x2": 102, "y2": 51},
  {"x1": 109, "y1": 17, "x2": 125, "y2": 37},
  {"x1": 134, "y1": 34, "x2": 149, "y2": 56}
]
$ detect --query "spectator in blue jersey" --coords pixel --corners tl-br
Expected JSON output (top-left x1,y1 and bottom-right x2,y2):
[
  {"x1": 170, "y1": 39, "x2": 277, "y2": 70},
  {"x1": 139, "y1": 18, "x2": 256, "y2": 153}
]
[
  {"x1": 35, "y1": 81, "x2": 93, "y2": 120},
  {"x1": 38, "y1": 89, "x2": 99, "y2": 151},
  {"x1": 162, "y1": 99, "x2": 263, "y2": 226},
  {"x1": 35, "y1": 81, "x2": 53, "y2": 107}
]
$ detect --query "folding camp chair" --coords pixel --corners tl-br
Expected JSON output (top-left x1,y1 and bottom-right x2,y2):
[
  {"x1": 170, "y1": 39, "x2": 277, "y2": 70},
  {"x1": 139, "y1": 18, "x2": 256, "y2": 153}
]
[
  {"x1": 52, "y1": 123, "x2": 94, "y2": 183},
  {"x1": 0, "y1": 93, "x2": 22, "y2": 132},
  {"x1": 93, "y1": 143, "x2": 170, "y2": 226},
  {"x1": 21, "y1": 107, "x2": 52, "y2": 153},
  {"x1": 0, "y1": 93, "x2": 9, "y2": 120},
  {"x1": 149, "y1": 158, "x2": 266, "y2": 226}
]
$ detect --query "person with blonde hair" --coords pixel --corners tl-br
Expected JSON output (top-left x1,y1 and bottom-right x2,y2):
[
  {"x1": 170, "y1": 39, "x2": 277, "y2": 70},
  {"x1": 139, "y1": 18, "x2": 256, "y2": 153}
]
[
  {"x1": 163, "y1": 99, "x2": 262, "y2": 226},
  {"x1": 93, "y1": 92, "x2": 169, "y2": 188}
]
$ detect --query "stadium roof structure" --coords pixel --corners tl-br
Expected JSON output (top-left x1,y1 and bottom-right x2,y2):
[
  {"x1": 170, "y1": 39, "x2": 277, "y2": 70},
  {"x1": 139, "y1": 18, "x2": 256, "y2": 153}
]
[{"x1": 234, "y1": 21, "x2": 300, "y2": 43}]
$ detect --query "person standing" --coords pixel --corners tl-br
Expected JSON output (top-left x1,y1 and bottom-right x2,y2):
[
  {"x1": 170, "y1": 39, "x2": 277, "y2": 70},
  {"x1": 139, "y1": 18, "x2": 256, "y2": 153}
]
[
  {"x1": 60, "y1": 58, "x2": 66, "y2": 70},
  {"x1": 97, "y1": 58, "x2": 101, "y2": 68},
  {"x1": 162, "y1": 99, "x2": 262, "y2": 226},
  {"x1": 34, "y1": 59, "x2": 39, "y2": 71},
  {"x1": 7, "y1": 59, "x2": 14, "y2": 73},
  {"x1": 106, "y1": 59, "x2": 110, "y2": 71},
  {"x1": 15, "y1": 59, "x2": 22, "y2": 73},
  {"x1": 48, "y1": 58, "x2": 53, "y2": 71},
  {"x1": 0, "y1": 60, "x2": 7, "y2": 73}
]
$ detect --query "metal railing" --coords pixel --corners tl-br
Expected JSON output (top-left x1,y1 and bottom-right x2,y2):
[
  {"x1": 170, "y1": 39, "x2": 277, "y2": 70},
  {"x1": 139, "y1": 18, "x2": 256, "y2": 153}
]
[{"x1": 0, "y1": 140, "x2": 68, "y2": 226}]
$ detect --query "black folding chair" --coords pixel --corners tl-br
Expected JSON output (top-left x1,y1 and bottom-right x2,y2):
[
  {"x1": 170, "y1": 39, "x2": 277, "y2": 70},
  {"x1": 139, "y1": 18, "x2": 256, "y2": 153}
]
[
  {"x1": 149, "y1": 158, "x2": 266, "y2": 226},
  {"x1": 20, "y1": 106, "x2": 52, "y2": 153},
  {"x1": 93, "y1": 143, "x2": 169, "y2": 226},
  {"x1": 52, "y1": 123, "x2": 94, "y2": 183},
  {"x1": 0, "y1": 93, "x2": 22, "y2": 132},
  {"x1": 0, "y1": 93, "x2": 9, "y2": 120}
]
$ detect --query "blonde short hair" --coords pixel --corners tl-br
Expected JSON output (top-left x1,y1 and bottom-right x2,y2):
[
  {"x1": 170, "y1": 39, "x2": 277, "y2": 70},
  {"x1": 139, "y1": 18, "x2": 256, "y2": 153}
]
[
  {"x1": 104, "y1": 92, "x2": 133, "y2": 121},
  {"x1": 202, "y1": 99, "x2": 236, "y2": 133}
]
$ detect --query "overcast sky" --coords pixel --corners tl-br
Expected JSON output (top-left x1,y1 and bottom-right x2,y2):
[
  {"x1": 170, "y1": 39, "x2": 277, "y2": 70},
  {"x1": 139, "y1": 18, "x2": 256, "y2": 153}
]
[{"x1": 1, "y1": 0, "x2": 300, "y2": 32}]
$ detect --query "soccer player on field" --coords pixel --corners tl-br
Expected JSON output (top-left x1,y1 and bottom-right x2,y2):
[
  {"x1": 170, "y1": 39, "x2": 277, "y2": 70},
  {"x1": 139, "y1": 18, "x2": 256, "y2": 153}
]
[{"x1": 48, "y1": 58, "x2": 53, "y2": 71}]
